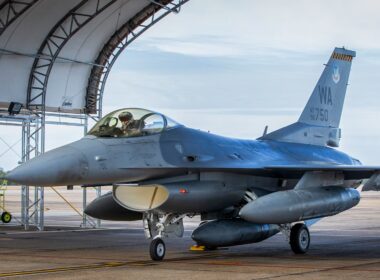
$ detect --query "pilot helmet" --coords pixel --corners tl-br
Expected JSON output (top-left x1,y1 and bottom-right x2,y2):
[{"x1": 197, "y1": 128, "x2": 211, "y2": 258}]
[{"x1": 119, "y1": 111, "x2": 133, "y2": 122}]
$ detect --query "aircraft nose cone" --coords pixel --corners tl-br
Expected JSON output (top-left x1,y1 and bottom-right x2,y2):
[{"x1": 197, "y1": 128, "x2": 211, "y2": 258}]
[{"x1": 6, "y1": 145, "x2": 88, "y2": 186}]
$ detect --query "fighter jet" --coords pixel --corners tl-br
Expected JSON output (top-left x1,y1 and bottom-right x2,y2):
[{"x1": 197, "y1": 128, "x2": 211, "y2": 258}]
[{"x1": 6, "y1": 47, "x2": 380, "y2": 261}]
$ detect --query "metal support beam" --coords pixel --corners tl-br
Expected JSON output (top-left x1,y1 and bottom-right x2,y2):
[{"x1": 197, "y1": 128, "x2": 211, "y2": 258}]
[
  {"x1": 81, "y1": 115, "x2": 101, "y2": 228},
  {"x1": 21, "y1": 116, "x2": 44, "y2": 230},
  {"x1": 0, "y1": 110, "x2": 90, "y2": 230},
  {"x1": 82, "y1": 186, "x2": 88, "y2": 227},
  {"x1": 82, "y1": 115, "x2": 89, "y2": 227},
  {"x1": 0, "y1": 0, "x2": 39, "y2": 37},
  {"x1": 81, "y1": 186, "x2": 102, "y2": 228},
  {"x1": 85, "y1": 0, "x2": 189, "y2": 115},
  {"x1": 27, "y1": 0, "x2": 117, "y2": 110},
  {"x1": 0, "y1": 47, "x2": 106, "y2": 67},
  {"x1": 149, "y1": 0, "x2": 181, "y2": 14}
]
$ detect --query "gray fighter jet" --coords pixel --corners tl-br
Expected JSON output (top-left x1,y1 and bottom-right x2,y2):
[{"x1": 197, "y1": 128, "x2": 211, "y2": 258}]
[{"x1": 6, "y1": 47, "x2": 380, "y2": 261}]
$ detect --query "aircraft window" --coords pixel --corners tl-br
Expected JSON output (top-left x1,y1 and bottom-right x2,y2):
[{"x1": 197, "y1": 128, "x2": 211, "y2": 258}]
[
  {"x1": 88, "y1": 108, "x2": 180, "y2": 138},
  {"x1": 141, "y1": 114, "x2": 165, "y2": 135},
  {"x1": 166, "y1": 117, "x2": 179, "y2": 129}
]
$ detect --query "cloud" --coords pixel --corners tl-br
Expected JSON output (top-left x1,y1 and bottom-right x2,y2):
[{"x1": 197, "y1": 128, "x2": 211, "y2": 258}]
[
  {"x1": 135, "y1": 38, "x2": 243, "y2": 58},
  {"x1": 145, "y1": 0, "x2": 380, "y2": 52},
  {"x1": 132, "y1": 36, "x2": 326, "y2": 63}
]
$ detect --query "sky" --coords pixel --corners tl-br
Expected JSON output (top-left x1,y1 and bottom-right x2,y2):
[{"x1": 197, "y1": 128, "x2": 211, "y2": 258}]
[{"x1": 1, "y1": 0, "x2": 380, "y2": 170}]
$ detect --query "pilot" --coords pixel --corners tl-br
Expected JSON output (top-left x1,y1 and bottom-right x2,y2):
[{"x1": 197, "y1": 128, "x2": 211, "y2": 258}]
[{"x1": 118, "y1": 111, "x2": 140, "y2": 136}]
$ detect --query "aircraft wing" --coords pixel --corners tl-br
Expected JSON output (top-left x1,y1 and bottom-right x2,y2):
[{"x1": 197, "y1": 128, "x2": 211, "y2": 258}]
[
  {"x1": 262, "y1": 165, "x2": 380, "y2": 191},
  {"x1": 262, "y1": 165, "x2": 380, "y2": 180},
  {"x1": 126, "y1": 165, "x2": 380, "y2": 183}
]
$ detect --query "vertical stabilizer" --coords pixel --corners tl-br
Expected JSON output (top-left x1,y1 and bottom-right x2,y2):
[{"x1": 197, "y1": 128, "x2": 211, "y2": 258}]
[
  {"x1": 299, "y1": 47, "x2": 355, "y2": 128},
  {"x1": 260, "y1": 48, "x2": 356, "y2": 147}
]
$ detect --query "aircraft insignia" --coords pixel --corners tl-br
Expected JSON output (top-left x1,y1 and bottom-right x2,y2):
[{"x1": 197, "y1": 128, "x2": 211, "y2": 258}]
[{"x1": 332, "y1": 66, "x2": 340, "y2": 84}]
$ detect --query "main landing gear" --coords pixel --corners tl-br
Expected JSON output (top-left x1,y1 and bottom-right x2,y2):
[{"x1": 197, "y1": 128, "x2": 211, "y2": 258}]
[
  {"x1": 289, "y1": 223, "x2": 310, "y2": 254},
  {"x1": 281, "y1": 223, "x2": 310, "y2": 254},
  {"x1": 144, "y1": 213, "x2": 185, "y2": 261}
]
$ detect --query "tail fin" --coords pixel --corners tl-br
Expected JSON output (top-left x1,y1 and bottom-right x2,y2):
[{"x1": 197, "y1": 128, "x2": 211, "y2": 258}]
[
  {"x1": 260, "y1": 47, "x2": 356, "y2": 147},
  {"x1": 299, "y1": 47, "x2": 355, "y2": 127}
]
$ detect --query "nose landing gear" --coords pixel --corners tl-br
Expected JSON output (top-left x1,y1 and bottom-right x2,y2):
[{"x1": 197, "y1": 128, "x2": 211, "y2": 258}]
[
  {"x1": 150, "y1": 238, "x2": 166, "y2": 261},
  {"x1": 144, "y1": 213, "x2": 185, "y2": 261}
]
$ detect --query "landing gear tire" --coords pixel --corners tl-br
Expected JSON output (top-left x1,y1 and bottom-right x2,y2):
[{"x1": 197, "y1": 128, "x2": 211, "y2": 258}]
[
  {"x1": 290, "y1": 223, "x2": 310, "y2": 254},
  {"x1": 150, "y1": 238, "x2": 166, "y2": 261},
  {"x1": 1, "y1": 212, "x2": 12, "y2": 223}
]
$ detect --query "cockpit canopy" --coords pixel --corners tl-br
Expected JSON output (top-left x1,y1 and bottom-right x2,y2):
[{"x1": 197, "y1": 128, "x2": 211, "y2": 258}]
[{"x1": 88, "y1": 108, "x2": 180, "y2": 138}]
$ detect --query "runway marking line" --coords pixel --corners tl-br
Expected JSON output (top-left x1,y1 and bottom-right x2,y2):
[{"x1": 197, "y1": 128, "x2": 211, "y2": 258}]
[
  {"x1": 248, "y1": 260, "x2": 380, "y2": 280},
  {"x1": 0, "y1": 260, "x2": 154, "y2": 278},
  {"x1": 173, "y1": 259, "x2": 380, "y2": 273}
]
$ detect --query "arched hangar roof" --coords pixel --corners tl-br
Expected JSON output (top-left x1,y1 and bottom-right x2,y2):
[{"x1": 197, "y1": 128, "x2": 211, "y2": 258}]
[{"x1": 0, "y1": 0, "x2": 188, "y2": 115}]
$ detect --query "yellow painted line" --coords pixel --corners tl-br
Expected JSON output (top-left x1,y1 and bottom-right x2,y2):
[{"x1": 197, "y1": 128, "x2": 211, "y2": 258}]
[{"x1": 0, "y1": 261, "x2": 144, "y2": 278}]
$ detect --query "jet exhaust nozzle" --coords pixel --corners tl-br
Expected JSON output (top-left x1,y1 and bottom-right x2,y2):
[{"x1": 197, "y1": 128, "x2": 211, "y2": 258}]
[
  {"x1": 191, "y1": 219, "x2": 280, "y2": 248},
  {"x1": 239, "y1": 186, "x2": 360, "y2": 224}
]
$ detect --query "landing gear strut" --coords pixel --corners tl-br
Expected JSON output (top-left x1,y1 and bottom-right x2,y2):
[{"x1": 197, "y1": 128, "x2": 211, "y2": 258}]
[
  {"x1": 143, "y1": 213, "x2": 185, "y2": 261},
  {"x1": 289, "y1": 223, "x2": 310, "y2": 254}
]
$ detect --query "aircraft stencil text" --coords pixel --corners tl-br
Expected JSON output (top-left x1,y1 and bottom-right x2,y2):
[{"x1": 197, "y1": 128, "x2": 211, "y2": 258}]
[
  {"x1": 318, "y1": 86, "x2": 333, "y2": 106},
  {"x1": 310, "y1": 107, "x2": 329, "y2": 122}
]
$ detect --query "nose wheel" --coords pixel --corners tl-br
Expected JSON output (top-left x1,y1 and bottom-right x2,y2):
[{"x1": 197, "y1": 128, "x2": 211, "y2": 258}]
[
  {"x1": 150, "y1": 238, "x2": 166, "y2": 261},
  {"x1": 290, "y1": 223, "x2": 310, "y2": 254}
]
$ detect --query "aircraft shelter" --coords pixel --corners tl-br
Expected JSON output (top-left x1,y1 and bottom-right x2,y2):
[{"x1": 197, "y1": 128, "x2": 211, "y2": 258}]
[{"x1": 0, "y1": 0, "x2": 189, "y2": 230}]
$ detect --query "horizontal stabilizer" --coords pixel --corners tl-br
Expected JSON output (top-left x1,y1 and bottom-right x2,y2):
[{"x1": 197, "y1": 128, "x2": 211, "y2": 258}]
[{"x1": 362, "y1": 172, "x2": 380, "y2": 191}]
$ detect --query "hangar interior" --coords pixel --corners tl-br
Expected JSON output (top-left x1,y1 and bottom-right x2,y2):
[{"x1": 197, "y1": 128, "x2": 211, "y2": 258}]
[{"x1": 0, "y1": 0, "x2": 188, "y2": 230}]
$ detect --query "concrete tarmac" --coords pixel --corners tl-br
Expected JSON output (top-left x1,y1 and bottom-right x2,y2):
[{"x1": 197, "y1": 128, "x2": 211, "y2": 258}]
[{"x1": 1, "y1": 192, "x2": 380, "y2": 279}]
